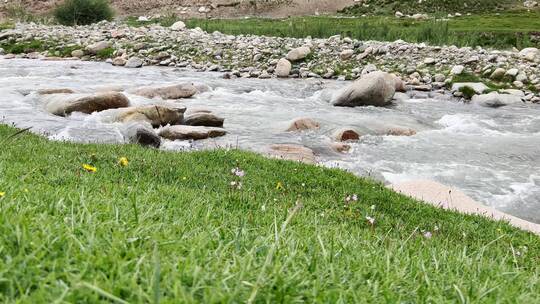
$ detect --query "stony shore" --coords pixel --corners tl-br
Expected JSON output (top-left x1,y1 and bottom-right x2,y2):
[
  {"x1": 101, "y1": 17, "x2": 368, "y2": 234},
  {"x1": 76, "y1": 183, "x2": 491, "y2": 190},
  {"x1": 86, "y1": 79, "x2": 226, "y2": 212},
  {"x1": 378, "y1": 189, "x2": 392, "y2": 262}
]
[{"x1": 1, "y1": 20, "x2": 540, "y2": 104}]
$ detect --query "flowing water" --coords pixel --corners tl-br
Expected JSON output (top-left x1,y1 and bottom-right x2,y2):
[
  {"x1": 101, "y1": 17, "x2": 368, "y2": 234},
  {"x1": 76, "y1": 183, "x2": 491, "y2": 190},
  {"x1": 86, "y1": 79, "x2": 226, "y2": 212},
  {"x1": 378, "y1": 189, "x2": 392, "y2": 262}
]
[{"x1": 1, "y1": 58, "x2": 539, "y2": 223}]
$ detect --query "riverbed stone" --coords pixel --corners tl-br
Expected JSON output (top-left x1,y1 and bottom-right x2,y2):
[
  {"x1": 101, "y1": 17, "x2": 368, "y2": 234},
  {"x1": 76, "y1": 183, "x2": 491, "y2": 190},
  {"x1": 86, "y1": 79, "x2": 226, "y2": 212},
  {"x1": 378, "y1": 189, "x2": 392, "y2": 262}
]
[
  {"x1": 38, "y1": 88, "x2": 75, "y2": 95},
  {"x1": 451, "y1": 82, "x2": 489, "y2": 94},
  {"x1": 86, "y1": 41, "x2": 111, "y2": 55},
  {"x1": 183, "y1": 112, "x2": 224, "y2": 127},
  {"x1": 133, "y1": 83, "x2": 198, "y2": 99},
  {"x1": 112, "y1": 57, "x2": 127, "y2": 66},
  {"x1": 268, "y1": 144, "x2": 316, "y2": 164},
  {"x1": 333, "y1": 71, "x2": 396, "y2": 107},
  {"x1": 125, "y1": 57, "x2": 144, "y2": 68},
  {"x1": 286, "y1": 46, "x2": 311, "y2": 62},
  {"x1": 170, "y1": 21, "x2": 186, "y2": 31},
  {"x1": 116, "y1": 105, "x2": 185, "y2": 127},
  {"x1": 125, "y1": 122, "x2": 161, "y2": 148},
  {"x1": 276, "y1": 58, "x2": 292, "y2": 77},
  {"x1": 286, "y1": 117, "x2": 320, "y2": 131},
  {"x1": 333, "y1": 128, "x2": 361, "y2": 141},
  {"x1": 471, "y1": 92, "x2": 523, "y2": 107},
  {"x1": 44, "y1": 92, "x2": 130, "y2": 116},
  {"x1": 159, "y1": 125, "x2": 226, "y2": 140}
]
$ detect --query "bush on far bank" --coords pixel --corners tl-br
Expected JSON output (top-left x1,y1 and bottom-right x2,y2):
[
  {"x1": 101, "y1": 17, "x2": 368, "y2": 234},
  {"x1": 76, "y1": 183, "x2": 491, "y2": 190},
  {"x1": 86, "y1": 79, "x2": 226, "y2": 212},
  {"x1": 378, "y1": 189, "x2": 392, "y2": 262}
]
[{"x1": 54, "y1": 0, "x2": 114, "y2": 26}]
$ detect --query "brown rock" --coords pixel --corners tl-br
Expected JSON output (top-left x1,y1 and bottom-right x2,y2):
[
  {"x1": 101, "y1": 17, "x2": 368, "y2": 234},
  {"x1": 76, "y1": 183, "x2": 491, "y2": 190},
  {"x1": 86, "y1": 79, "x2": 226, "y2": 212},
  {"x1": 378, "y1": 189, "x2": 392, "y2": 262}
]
[
  {"x1": 286, "y1": 117, "x2": 320, "y2": 132},
  {"x1": 117, "y1": 105, "x2": 186, "y2": 127},
  {"x1": 44, "y1": 92, "x2": 130, "y2": 116},
  {"x1": 159, "y1": 125, "x2": 227, "y2": 140},
  {"x1": 331, "y1": 142, "x2": 351, "y2": 153},
  {"x1": 333, "y1": 128, "x2": 360, "y2": 141},
  {"x1": 37, "y1": 88, "x2": 75, "y2": 95},
  {"x1": 384, "y1": 128, "x2": 417, "y2": 136},
  {"x1": 268, "y1": 144, "x2": 316, "y2": 164},
  {"x1": 133, "y1": 83, "x2": 198, "y2": 99},
  {"x1": 184, "y1": 112, "x2": 224, "y2": 127}
]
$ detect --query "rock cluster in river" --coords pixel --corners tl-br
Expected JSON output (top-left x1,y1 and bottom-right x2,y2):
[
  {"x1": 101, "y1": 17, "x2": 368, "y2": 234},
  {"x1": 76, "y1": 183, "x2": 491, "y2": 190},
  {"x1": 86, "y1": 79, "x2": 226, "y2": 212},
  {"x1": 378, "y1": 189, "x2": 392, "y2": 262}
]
[
  {"x1": 0, "y1": 21, "x2": 539, "y2": 103},
  {"x1": 37, "y1": 84, "x2": 227, "y2": 147}
]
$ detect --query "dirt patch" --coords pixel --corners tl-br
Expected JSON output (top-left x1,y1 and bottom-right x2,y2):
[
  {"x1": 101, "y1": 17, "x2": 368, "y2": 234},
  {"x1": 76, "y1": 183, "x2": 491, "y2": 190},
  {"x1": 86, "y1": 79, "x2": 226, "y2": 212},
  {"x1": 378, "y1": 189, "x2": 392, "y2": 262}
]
[{"x1": 0, "y1": 0, "x2": 357, "y2": 19}]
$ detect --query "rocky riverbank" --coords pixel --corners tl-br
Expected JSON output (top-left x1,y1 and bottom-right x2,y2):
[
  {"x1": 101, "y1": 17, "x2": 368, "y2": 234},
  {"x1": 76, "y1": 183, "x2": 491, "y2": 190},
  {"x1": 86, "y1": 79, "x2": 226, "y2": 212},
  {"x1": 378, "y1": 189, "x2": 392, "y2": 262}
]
[{"x1": 1, "y1": 21, "x2": 540, "y2": 105}]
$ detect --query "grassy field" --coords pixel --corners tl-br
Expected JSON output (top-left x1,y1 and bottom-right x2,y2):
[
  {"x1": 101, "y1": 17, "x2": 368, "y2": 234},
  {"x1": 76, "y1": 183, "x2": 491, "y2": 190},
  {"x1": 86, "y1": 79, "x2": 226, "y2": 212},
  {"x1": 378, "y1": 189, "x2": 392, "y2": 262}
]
[
  {"x1": 126, "y1": 11, "x2": 540, "y2": 49},
  {"x1": 1, "y1": 124, "x2": 540, "y2": 302},
  {"x1": 340, "y1": 0, "x2": 521, "y2": 15}
]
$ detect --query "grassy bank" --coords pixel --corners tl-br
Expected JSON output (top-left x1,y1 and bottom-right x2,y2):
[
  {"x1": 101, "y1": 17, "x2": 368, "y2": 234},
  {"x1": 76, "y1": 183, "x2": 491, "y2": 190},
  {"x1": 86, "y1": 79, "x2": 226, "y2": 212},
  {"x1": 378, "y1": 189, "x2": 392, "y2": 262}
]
[
  {"x1": 0, "y1": 124, "x2": 539, "y2": 302},
  {"x1": 177, "y1": 12, "x2": 540, "y2": 49}
]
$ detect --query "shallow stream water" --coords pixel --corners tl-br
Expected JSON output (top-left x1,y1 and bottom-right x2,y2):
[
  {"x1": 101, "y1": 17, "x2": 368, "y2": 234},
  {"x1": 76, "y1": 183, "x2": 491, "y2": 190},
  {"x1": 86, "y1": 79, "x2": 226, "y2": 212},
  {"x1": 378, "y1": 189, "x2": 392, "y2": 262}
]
[{"x1": 1, "y1": 58, "x2": 539, "y2": 223}]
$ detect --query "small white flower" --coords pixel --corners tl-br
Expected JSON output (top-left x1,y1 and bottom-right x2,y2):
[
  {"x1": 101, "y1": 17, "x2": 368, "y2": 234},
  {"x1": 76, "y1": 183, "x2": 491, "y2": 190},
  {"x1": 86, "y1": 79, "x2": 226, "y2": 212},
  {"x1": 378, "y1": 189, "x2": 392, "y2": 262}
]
[
  {"x1": 351, "y1": 194, "x2": 358, "y2": 201},
  {"x1": 366, "y1": 216, "x2": 375, "y2": 225},
  {"x1": 434, "y1": 225, "x2": 439, "y2": 231},
  {"x1": 424, "y1": 231, "x2": 433, "y2": 239},
  {"x1": 230, "y1": 181, "x2": 237, "y2": 186},
  {"x1": 370, "y1": 204, "x2": 376, "y2": 210},
  {"x1": 301, "y1": 183, "x2": 305, "y2": 187},
  {"x1": 261, "y1": 204, "x2": 266, "y2": 211}
]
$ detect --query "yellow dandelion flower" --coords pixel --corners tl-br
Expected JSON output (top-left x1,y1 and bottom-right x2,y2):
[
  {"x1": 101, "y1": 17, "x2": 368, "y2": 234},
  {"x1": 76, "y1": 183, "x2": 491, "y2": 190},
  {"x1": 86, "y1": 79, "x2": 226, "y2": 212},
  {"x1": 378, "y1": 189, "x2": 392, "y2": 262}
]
[
  {"x1": 83, "y1": 164, "x2": 97, "y2": 173},
  {"x1": 119, "y1": 157, "x2": 129, "y2": 167},
  {"x1": 276, "y1": 182, "x2": 284, "y2": 190},
  {"x1": 0, "y1": 192, "x2": 5, "y2": 198}
]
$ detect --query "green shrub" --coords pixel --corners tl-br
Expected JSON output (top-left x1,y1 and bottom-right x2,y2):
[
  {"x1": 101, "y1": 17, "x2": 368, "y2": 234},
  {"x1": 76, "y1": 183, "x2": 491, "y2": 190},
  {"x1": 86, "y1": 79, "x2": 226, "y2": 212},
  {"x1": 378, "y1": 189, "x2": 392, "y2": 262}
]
[
  {"x1": 54, "y1": 0, "x2": 114, "y2": 26},
  {"x1": 458, "y1": 86, "x2": 476, "y2": 99}
]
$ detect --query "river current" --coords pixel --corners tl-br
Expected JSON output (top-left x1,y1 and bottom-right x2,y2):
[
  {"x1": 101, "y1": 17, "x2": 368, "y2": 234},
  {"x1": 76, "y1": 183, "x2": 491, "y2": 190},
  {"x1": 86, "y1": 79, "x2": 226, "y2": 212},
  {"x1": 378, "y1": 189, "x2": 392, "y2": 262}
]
[{"x1": 1, "y1": 58, "x2": 539, "y2": 223}]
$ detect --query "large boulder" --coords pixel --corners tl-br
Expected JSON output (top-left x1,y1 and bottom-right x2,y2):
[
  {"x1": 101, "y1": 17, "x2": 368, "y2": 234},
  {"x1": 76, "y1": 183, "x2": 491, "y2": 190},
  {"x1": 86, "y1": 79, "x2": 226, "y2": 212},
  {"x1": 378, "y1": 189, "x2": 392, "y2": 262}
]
[
  {"x1": 133, "y1": 84, "x2": 197, "y2": 99},
  {"x1": 159, "y1": 125, "x2": 226, "y2": 140},
  {"x1": 86, "y1": 41, "x2": 111, "y2": 55},
  {"x1": 124, "y1": 122, "x2": 161, "y2": 148},
  {"x1": 286, "y1": 117, "x2": 320, "y2": 132},
  {"x1": 519, "y1": 47, "x2": 540, "y2": 62},
  {"x1": 471, "y1": 92, "x2": 523, "y2": 108},
  {"x1": 116, "y1": 105, "x2": 186, "y2": 127},
  {"x1": 268, "y1": 144, "x2": 316, "y2": 164},
  {"x1": 275, "y1": 58, "x2": 292, "y2": 77},
  {"x1": 44, "y1": 92, "x2": 130, "y2": 116},
  {"x1": 183, "y1": 112, "x2": 224, "y2": 127},
  {"x1": 125, "y1": 57, "x2": 144, "y2": 68},
  {"x1": 333, "y1": 71, "x2": 396, "y2": 107},
  {"x1": 286, "y1": 46, "x2": 311, "y2": 62}
]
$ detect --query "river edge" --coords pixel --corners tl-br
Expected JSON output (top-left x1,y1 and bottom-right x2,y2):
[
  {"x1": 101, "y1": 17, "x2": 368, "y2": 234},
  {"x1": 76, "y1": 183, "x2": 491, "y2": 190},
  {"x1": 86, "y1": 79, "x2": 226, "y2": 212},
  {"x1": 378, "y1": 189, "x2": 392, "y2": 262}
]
[{"x1": 1, "y1": 22, "x2": 539, "y2": 103}]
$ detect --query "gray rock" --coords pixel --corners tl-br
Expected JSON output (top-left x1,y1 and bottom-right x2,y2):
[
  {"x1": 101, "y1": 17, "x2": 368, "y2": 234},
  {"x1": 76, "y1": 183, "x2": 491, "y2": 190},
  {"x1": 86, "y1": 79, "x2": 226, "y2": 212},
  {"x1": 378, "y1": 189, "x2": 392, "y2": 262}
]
[
  {"x1": 471, "y1": 92, "x2": 523, "y2": 107},
  {"x1": 451, "y1": 65, "x2": 465, "y2": 75},
  {"x1": 125, "y1": 57, "x2": 144, "y2": 68},
  {"x1": 333, "y1": 71, "x2": 396, "y2": 107},
  {"x1": 125, "y1": 122, "x2": 161, "y2": 148},
  {"x1": 286, "y1": 46, "x2": 311, "y2": 62},
  {"x1": 159, "y1": 125, "x2": 226, "y2": 140},
  {"x1": 275, "y1": 58, "x2": 292, "y2": 77},
  {"x1": 183, "y1": 112, "x2": 224, "y2": 127},
  {"x1": 86, "y1": 41, "x2": 111, "y2": 55},
  {"x1": 133, "y1": 84, "x2": 197, "y2": 99},
  {"x1": 170, "y1": 21, "x2": 186, "y2": 31},
  {"x1": 451, "y1": 82, "x2": 489, "y2": 94}
]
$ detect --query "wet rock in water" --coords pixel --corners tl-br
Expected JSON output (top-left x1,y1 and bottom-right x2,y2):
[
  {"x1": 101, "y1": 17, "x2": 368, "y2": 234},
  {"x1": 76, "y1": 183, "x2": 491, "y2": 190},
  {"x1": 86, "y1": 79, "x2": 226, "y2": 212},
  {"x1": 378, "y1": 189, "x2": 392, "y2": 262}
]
[
  {"x1": 268, "y1": 144, "x2": 316, "y2": 164},
  {"x1": 159, "y1": 125, "x2": 226, "y2": 140},
  {"x1": 471, "y1": 92, "x2": 523, "y2": 107},
  {"x1": 384, "y1": 127, "x2": 417, "y2": 136},
  {"x1": 125, "y1": 57, "x2": 144, "y2": 68},
  {"x1": 392, "y1": 74, "x2": 407, "y2": 92},
  {"x1": 125, "y1": 122, "x2": 161, "y2": 148},
  {"x1": 183, "y1": 112, "x2": 224, "y2": 127},
  {"x1": 44, "y1": 92, "x2": 130, "y2": 116},
  {"x1": 86, "y1": 41, "x2": 111, "y2": 55},
  {"x1": 133, "y1": 83, "x2": 197, "y2": 99},
  {"x1": 451, "y1": 82, "x2": 489, "y2": 94},
  {"x1": 331, "y1": 142, "x2": 351, "y2": 153},
  {"x1": 286, "y1": 46, "x2": 311, "y2": 62},
  {"x1": 333, "y1": 128, "x2": 361, "y2": 141},
  {"x1": 38, "y1": 88, "x2": 75, "y2": 95},
  {"x1": 117, "y1": 105, "x2": 186, "y2": 127},
  {"x1": 333, "y1": 71, "x2": 396, "y2": 107},
  {"x1": 276, "y1": 58, "x2": 292, "y2": 77},
  {"x1": 286, "y1": 117, "x2": 320, "y2": 132}
]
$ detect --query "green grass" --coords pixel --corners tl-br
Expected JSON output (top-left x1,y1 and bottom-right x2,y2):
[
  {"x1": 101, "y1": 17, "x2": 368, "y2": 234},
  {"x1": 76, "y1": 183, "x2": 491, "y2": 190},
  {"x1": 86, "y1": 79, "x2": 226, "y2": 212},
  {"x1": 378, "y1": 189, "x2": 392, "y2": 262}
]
[
  {"x1": 1, "y1": 124, "x2": 540, "y2": 302},
  {"x1": 0, "y1": 39, "x2": 45, "y2": 54},
  {"x1": 340, "y1": 0, "x2": 522, "y2": 15},
  {"x1": 170, "y1": 11, "x2": 540, "y2": 49},
  {"x1": 0, "y1": 22, "x2": 15, "y2": 30}
]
